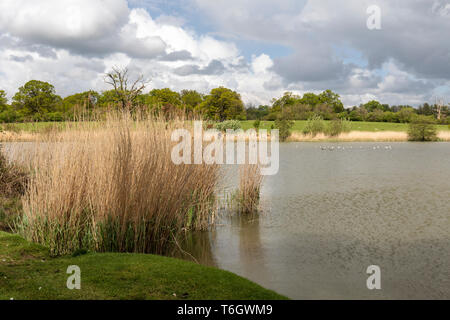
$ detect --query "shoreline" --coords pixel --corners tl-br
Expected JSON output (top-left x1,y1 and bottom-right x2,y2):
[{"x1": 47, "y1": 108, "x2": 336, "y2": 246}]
[{"x1": 2, "y1": 130, "x2": 450, "y2": 143}]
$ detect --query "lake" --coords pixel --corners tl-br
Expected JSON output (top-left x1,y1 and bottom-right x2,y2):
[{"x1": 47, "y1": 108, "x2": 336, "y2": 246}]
[
  {"x1": 3, "y1": 141, "x2": 449, "y2": 299},
  {"x1": 189, "y1": 142, "x2": 450, "y2": 299}
]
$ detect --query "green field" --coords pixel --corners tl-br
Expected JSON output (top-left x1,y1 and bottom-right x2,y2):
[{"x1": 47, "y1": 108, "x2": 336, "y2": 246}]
[
  {"x1": 0, "y1": 231, "x2": 287, "y2": 300},
  {"x1": 1, "y1": 121, "x2": 449, "y2": 134},
  {"x1": 241, "y1": 120, "x2": 450, "y2": 132}
]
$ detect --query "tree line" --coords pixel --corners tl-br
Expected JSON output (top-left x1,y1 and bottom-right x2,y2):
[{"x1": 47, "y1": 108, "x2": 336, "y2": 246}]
[{"x1": 1, "y1": 77, "x2": 449, "y2": 124}]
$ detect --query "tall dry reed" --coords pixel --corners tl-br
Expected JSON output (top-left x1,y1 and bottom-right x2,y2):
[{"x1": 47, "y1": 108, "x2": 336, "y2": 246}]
[
  {"x1": 237, "y1": 164, "x2": 263, "y2": 214},
  {"x1": 16, "y1": 113, "x2": 218, "y2": 256}
]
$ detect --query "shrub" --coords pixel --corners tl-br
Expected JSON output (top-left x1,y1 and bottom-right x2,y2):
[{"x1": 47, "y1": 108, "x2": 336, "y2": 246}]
[
  {"x1": 214, "y1": 120, "x2": 242, "y2": 132},
  {"x1": 253, "y1": 120, "x2": 261, "y2": 130},
  {"x1": 303, "y1": 115, "x2": 325, "y2": 137},
  {"x1": 274, "y1": 117, "x2": 294, "y2": 142},
  {"x1": 407, "y1": 115, "x2": 437, "y2": 141},
  {"x1": 325, "y1": 118, "x2": 351, "y2": 137}
]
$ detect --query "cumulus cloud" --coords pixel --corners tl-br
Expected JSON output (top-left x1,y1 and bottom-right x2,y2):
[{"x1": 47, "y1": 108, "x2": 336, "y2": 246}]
[{"x1": 0, "y1": 0, "x2": 448, "y2": 107}]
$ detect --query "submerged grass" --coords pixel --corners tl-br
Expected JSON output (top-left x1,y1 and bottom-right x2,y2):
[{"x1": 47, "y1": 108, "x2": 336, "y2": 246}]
[{"x1": 14, "y1": 113, "x2": 219, "y2": 256}]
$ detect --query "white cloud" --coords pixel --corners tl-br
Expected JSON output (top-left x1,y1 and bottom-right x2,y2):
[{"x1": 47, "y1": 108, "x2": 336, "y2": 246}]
[
  {"x1": 0, "y1": 0, "x2": 448, "y2": 107},
  {"x1": 0, "y1": 0, "x2": 129, "y2": 42}
]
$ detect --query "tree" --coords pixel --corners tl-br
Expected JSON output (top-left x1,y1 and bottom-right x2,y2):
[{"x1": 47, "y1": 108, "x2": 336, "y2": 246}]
[
  {"x1": 104, "y1": 67, "x2": 149, "y2": 110},
  {"x1": 0, "y1": 90, "x2": 7, "y2": 112},
  {"x1": 148, "y1": 88, "x2": 182, "y2": 107},
  {"x1": 275, "y1": 112, "x2": 294, "y2": 142},
  {"x1": 271, "y1": 92, "x2": 301, "y2": 113},
  {"x1": 199, "y1": 87, "x2": 245, "y2": 121},
  {"x1": 407, "y1": 115, "x2": 437, "y2": 141},
  {"x1": 62, "y1": 91, "x2": 99, "y2": 112},
  {"x1": 181, "y1": 90, "x2": 203, "y2": 110},
  {"x1": 363, "y1": 100, "x2": 383, "y2": 112},
  {"x1": 318, "y1": 90, "x2": 344, "y2": 113},
  {"x1": 397, "y1": 107, "x2": 415, "y2": 123},
  {"x1": 12, "y1": 80, "x2": 61, "y2": 117},
  {"x1": 299, "y1": 92, "x2": 320, "y2": 107}
]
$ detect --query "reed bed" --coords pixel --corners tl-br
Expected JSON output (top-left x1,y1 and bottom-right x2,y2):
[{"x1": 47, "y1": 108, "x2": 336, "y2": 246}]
[
  {"x1": 15, "y1": 113, "x2": 219, "y2": 256},
  {"x1": 237, "y1": 164, "x2": 263, "y2": 214}
]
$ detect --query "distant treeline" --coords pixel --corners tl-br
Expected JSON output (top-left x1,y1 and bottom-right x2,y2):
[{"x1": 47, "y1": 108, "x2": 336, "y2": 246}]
[{"x1": 1, "y1": 80, "x2": 449, "y2": 124}]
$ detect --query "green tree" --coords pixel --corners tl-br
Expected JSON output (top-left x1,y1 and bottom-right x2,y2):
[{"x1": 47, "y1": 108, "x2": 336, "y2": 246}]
[
  {"x1": 274, "y1": 114, "x2": 294, "y2": 142},
  {"x1": 181, "y1": 90, "x2": 203, "y2": 110},
  {"x1": 148, "y1": 88, "x2": 182, "y2": 107},
  {"x1": 299, "y1": 92, "x2": 320, "y2": 106},
  {"x1": 363, "y1": 100, "x2": 383, "y2": 112},
  {"x1": 12, "y1": 80, "x2": 62, "y2": 118},
  {"x1": 407, "y1": 115, "x2": 437, "y2": 141},
  {"x1": 318, "y1": 90, "x2": 344, "y2": 113},
  {"x1": 199, "y1": 87, "x2": 245, "y2": 121},
  {"x1": 397, "y1": 107, "x2": 415, "y2": 123},
  {"x1": 0, "y1": 90, "x2": 7, "y2": 112},
  {"x1": 62, "y1": 91, "x2": 99, "y2": 112},
  {"x1": 271, "y1": 92, "x2": 301, "y2": 113}
]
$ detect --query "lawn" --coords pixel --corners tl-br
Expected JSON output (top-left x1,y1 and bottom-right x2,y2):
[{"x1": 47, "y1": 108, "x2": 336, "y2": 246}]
[
  {"x1": 0, "y1": 231, "x2": 287, "y2": 300},
  {"x1": 240, "y1": 120, "x2": 450, "y2": 132}
]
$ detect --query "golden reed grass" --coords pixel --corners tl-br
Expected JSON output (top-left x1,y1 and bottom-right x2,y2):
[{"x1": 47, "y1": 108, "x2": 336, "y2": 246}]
[
  {"x1": 237, "y1": 164, "x2": 263, "y2": 214},
  {"x1": 15, "y1": 112, "x2": 219, "y2": 255}
]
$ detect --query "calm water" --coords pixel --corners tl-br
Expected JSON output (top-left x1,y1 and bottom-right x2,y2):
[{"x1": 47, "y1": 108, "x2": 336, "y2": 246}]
[
  {"x1": 3, "y1": 142, "x2": 449, "y2": 299},
  {"x1": 191, "y1": 142, "x2": 450, "y2": 299}
]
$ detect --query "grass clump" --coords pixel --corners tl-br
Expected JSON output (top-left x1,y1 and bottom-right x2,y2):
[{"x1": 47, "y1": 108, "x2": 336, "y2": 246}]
[
  {"x1": 0, "y1": 145, "x2": 28, "y2": 198},
  {"x1": 237, "y1": 164, "x2": 263, "y2": 214},
  {"x1": 15, "y1": 113, "x2": 219, "y2": 256}
]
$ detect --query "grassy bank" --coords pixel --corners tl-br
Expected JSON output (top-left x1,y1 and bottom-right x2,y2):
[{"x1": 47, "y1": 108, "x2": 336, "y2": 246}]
[
  {"x1": 241, "y1": 120, "x2": 450, "y2": 132},
  {"x1": 0, "y1": 231, "x2": 287, "y2": 300},
  {"x1": 2, "y1": 120, "x2": 450, "y2": 142}
]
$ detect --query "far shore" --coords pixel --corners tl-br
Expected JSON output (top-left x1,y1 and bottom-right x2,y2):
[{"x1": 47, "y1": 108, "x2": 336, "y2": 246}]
[{"x1": 2, "y1": 129, "x2": 450, "y2": 143}]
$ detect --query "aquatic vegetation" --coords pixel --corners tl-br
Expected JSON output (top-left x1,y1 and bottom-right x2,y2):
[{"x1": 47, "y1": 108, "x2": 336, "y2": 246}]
[
  {"x1": 237, "y1": 164, "x2": 263, "y2": 214},
  {"x1": 15, "y1": 112, "x2": 219, "y2": 256}
]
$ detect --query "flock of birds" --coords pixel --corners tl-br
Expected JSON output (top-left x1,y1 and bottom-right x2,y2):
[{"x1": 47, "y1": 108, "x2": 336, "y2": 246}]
[{"x1": 319, "y1": 145, "x2": 393, "y2": 151}]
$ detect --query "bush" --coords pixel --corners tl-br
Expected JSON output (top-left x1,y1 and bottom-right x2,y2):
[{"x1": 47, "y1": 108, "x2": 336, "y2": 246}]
[
  {"x1": 407, "y1": 115, "x2": 437, "y2": 141},
  {"x1": 274, "y1": 117, "x2": 294, "y2": 142},
  {"x1": 303, "y1": 115, "x2": 325, "y2": 137},
  {"x1": 325, "y1": 118, "x2": 351, "y2": 137},
  {"x1": 214, "y1": 120, "x2": 242, "y2": 132},
  {"x1": 253, "y1": 120, "x2": 261, "y2": 130}
]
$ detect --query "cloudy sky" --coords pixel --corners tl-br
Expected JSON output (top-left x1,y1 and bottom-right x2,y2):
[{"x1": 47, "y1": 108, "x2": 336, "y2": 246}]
[{"x1": 0, "y1": 0, "x2": 449, "y2": 107}]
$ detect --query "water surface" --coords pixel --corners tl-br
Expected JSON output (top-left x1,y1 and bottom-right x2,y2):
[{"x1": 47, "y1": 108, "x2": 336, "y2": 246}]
[{"x1": 197, "y1": 142, "x2": 450, "y2": 299}]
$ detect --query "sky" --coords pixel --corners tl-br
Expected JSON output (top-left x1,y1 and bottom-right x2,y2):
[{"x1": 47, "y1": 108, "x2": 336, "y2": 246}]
[{"x1": 0, "y1": 0, "x2": 449, "y2": 107}]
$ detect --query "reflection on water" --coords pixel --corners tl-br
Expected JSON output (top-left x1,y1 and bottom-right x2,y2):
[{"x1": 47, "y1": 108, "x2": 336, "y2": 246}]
[{"x1": 187, "y1": 142, "x2": 450, "y2": 299}]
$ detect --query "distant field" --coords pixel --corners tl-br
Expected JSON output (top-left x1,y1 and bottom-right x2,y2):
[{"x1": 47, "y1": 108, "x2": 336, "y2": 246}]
[
  {"x1": 1, "y1": 120, "x2": 449, "y2": 134},
  {"x1": 240, "y1": 120, "x2": 450, "y2": 132}
]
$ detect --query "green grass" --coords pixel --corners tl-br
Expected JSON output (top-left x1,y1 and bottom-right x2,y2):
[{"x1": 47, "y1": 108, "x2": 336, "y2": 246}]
[
  {"x1": 2, "y1": 120, "x2": 449, "y2": 134},
  {"x1": 0, "y1": 231, "x2": 287, "y2": 300},
  {"x1": 241, "y1": 120, "x2": 450, "y2": 132}
]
